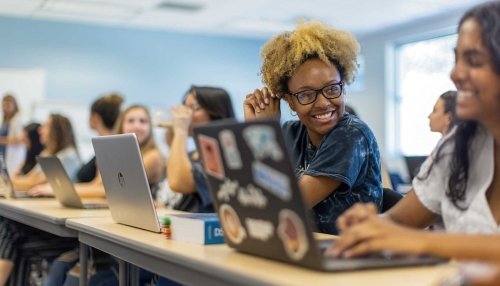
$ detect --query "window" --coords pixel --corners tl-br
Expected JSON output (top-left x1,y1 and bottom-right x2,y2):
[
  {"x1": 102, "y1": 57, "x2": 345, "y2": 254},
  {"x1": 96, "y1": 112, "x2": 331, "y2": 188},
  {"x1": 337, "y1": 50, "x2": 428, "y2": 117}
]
[{"x1": 395, "y1": 34, "x2": 457, "y2": 155}]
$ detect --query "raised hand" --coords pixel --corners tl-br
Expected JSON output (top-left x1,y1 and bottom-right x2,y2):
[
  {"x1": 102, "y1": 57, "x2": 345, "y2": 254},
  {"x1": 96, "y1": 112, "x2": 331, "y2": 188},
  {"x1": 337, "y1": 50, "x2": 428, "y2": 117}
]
[{"x1": 243, "y1": 87, "x2": 281, "y2": 120}]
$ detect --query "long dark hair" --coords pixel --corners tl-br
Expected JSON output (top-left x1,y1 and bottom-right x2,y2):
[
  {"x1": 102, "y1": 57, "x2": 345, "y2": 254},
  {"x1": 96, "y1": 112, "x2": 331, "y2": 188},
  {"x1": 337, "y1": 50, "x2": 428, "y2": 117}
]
[
  {"x1": 21, "y1": 123, "x2": 44, "y2": 175},
  {"x1": 440, "y1": 90, "x2": 458, "y2": 133},
  {"x1": 183, "y1": 86, "x2": 235, "y2": 120},
  {"x1": 418, "y1": 1, "x2": 500, "y2": 210}
]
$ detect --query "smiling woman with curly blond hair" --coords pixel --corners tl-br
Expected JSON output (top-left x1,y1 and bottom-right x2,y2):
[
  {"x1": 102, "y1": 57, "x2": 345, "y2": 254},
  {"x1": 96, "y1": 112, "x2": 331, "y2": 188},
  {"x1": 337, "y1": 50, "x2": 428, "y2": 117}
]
[
  {"x1": 260, "y1": 21, "x2": 360, "y2": 97},
  {"x1": 244, "y1": 21, "x2": 382, "y2": 235}
]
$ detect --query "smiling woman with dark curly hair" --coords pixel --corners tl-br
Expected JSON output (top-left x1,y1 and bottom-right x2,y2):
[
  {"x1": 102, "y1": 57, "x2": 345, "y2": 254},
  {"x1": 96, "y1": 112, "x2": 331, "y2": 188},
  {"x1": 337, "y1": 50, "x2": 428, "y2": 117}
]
[{"x1": 244, "y1": 21, "x2": 382, "y2": 235}]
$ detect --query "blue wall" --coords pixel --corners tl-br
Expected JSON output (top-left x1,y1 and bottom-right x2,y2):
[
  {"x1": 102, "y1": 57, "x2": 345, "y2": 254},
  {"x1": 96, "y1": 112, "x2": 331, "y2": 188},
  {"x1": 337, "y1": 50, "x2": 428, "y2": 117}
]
[{"x1": 0, "y1": 16, "x2": 266, "y2": 116}]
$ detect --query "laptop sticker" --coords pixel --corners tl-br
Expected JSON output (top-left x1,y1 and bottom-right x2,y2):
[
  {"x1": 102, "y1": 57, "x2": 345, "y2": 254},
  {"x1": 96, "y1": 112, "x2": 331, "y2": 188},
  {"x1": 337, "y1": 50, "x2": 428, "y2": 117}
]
[
  {"x1": 252, "y1": 161, "x2": 291, "y2": 201},
  {"x1": 219, "y1": 130, "x2": 242, "y2": 169},
  {"x1": 198, "y1": 134, "x2": 225, "y2": 180},
  {"x1": 219, "y1": 204, "x2": 246, "y2": 244},
  {"x1": 278, "y1": 209, "x2": 309, "y2": 261},
  {"x1": 237, "y1": 183, "x2": 267, "y2": 208},
  {"x1": 245, "y1": 218, "x2": 274, "y2": 241},
  {"x1": 243, "y1": 126, "x2": 283, "y2": 161},
  {"x1": 217, "y1": 179, "x2": 238, "y2": 202}
]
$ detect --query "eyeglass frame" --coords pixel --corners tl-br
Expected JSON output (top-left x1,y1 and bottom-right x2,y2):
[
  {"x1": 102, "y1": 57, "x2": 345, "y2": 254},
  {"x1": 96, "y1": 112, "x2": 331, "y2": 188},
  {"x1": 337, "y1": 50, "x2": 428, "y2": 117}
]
[{"x1": 288, "y1": 81, "x2": 344, "y2": 105}]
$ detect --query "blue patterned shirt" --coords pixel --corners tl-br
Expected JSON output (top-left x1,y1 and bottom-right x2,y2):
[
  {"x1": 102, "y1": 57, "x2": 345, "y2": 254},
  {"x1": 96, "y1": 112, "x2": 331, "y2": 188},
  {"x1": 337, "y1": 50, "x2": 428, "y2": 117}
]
[{"x1": 282, "y1": 113, "x2": 382, "y2": 234}]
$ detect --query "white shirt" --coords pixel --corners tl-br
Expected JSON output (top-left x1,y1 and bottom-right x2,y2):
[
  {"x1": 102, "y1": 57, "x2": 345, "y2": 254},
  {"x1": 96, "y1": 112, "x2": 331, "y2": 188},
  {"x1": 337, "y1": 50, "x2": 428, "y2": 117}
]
[{"x1": 413, "y1": 124, "x2": 498, "y2": 234}]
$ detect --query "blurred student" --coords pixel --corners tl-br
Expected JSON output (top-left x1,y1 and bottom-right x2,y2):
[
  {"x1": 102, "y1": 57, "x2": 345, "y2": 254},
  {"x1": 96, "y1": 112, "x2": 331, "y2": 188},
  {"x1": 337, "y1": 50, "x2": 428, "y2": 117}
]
[
  {"x1": 167, "y1": 86, "x2": 235, "y2": 213},
  {"x1": 0, "y1": 94, "x2": 25, "y2": 173},
  {"x1": 11, "y1": 114, "x2": 81, "y2": 191},
  {"x1": 0, "y1": 114, "x2": 81, "y2": 284},
  {"x1": 244, "y1": 21, "x2": 382, "y2": 234},
  {"x1": 29, "y1": 93, "x2": 124, "y2": 198},
  {"x1": 44, "y1": 104, "x2": 164, "y2": 286},
  {"x1": 428, "y1": 90, "x2": 458, "y2": 136},
  {"x1": 327, "y1": 1, "x2": 500, "y2": 264},
  {"x1": 15, "y1": 123, "x2": 43, "y2": 175}
]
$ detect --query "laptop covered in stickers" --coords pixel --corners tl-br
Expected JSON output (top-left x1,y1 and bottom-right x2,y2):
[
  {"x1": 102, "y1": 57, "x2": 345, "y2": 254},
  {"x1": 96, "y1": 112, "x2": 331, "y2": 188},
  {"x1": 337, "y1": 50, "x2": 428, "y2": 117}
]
[{"x1": 193, "y1": 119, "x2": 446, "y2": 272}]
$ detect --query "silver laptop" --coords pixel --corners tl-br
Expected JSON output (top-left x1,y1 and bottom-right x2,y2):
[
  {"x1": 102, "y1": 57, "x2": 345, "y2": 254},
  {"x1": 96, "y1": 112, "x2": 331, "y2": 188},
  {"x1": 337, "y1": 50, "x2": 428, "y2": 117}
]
[
  {"x1": 37, "y1": 156, "x2": 107, "y2": 209},
  {"x1": 0, "y1": 154, "x2": 52, "y2": 199},
  {"x1": 193, "y1": 119, "x2": 446, "y2": 272},
  {"x1": 92, "y1": 133, "x2": 161, "y2": 232}
]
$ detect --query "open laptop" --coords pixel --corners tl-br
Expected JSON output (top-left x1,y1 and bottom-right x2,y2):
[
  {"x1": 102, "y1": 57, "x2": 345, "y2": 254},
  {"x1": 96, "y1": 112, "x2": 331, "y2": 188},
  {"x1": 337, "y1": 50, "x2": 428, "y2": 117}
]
[
  {"x1": 0, "y1": 154, "x2": 52, "y2": 199},
  {"x1": 193, "y1": 119, "x2": 446, "y2": 272},
  {"x1": 37, "y1": 156, "x2": 107, "y2": 209},
  {"x1": 92, "y1": 134, "x2": 161, "y2": 232}
]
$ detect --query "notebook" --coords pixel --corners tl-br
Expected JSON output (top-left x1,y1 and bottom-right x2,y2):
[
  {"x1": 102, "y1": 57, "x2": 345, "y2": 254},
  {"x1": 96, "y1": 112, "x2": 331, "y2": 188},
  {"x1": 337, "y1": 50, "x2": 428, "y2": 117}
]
[
  {"x1": 193, "y1": 119, "x2": 446, "y2": 272},
  {"x1": 0, "y1": 154, "x2": 52, "y2": 199},
  {"x1": 92, "y1": 133, "x2": 161, "y2": 232},
  {"x1": 37, "y1": 156, "x2": 107, "y2": 209}
]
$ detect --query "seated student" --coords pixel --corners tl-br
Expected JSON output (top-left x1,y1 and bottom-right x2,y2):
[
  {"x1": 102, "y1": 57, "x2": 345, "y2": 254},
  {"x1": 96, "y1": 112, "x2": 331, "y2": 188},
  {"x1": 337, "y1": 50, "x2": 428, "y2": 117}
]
[
  {"x1": 117, "y1": 105, "x2": 165, "y2": 192},
  {"x1": 243, "y1": 21, "x2": 382, "y2": 235},
  {"x1": 30, "y1": 94, "x2": 123, "y2": 286},
  {"x1": 167, "y1": 86, "x2": 235, "y2": 213},
  {"x1": 29, "y1": 93, "x2": 124, "y2": 198},
  {"x1": 428, "y1": 90, "x2": 458, "y2": 137},
  {"x1": 0, "y1": 114, "x2": 81, "y2": 284},
  {"x1": 327, "y1": 1, "x2": 500, "y2": 262},
  {"x1": 14, "y1": 122, "x2": 44, "y2": 176},
  {"x1": 79, "y1": 105, "x2": 166, "y2": 285},
  {"x1": 11, "y1": 114, "x2": 81, "y2": 191}
]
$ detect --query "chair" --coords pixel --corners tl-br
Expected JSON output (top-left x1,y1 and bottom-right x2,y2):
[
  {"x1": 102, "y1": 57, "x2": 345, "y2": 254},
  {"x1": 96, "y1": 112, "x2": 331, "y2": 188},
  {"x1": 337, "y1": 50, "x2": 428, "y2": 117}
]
[{"x1": 382, "y1": 188, "x2": 403, "y2": 213}]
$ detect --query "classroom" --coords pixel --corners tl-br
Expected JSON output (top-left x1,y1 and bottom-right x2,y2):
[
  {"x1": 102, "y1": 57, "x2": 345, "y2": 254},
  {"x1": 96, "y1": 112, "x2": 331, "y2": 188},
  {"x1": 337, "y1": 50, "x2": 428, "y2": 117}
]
[{"x1": 0, "y1": 0, "x2": 499, "y2": 285}]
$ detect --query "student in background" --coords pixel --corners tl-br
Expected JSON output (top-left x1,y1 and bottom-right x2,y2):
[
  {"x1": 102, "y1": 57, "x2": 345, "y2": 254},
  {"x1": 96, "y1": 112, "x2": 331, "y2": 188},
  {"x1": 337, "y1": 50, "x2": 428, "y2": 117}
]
[
  {"x1": 167, "y1": 86, "x2": 235, "y2": 213},
  {"x1": 0, "y1": 114, "x2": 81, "y2": 284},
  {"x1": 16, "y1": 122, "x2": 43, "y2": 175},
  {"x1": 428, "y1": 90, "x2": 458, "y2": 136},
  {"x1": 0, "y1": 94, "x2": 25, "y2": 173},
  {"x1": 117, "y1": 104, "x2": 165, "y2": 192},
  {"x1": 32, "y1": 94, "x2": 123, "y2": 286},
  {"x1": 244, "y1": 21, "x2": 382, "y2": 235},
  {"x1": 29, "y1": 93, "x2": 124, "y2": 198},
  {"x1": 11, "y1": 114, "x2": 81, "y2": 191},
  {"x1": 44, "y1": 104, "x2": 164, "y2": 286},
  {"x1": 327, "y1": 1, "x2": 500, "y2": 265}
]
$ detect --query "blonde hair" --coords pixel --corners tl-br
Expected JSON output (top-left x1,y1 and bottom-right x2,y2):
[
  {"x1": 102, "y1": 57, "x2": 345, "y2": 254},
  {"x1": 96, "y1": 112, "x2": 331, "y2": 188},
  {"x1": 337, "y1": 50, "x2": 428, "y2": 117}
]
[
  {"x1": 260, "y1": 21, "x2": 360, "y2": 96},
  {"x1": 114, "y1": 105, "x2": 157, "y2": 153}
]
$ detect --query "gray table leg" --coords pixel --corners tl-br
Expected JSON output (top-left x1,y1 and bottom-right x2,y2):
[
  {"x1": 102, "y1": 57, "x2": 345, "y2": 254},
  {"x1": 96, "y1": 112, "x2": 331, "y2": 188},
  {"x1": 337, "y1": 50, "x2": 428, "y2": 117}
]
[
  {"x1": 119, "y1": 259, "x2": 127, "y2": 286},
  {"x1": 79, "y1": 243, "x2": 88, "y2": 286},
  {"x1": 130, "y1": 264, "x2": 139, "y2": 286}
]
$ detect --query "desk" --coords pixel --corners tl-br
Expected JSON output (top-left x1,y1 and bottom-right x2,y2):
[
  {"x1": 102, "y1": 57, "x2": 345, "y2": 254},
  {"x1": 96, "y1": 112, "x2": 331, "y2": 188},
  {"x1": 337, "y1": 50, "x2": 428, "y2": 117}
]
[
  {"x1": 67, "y1": 216, "x2": 457, "y2": 286},
  {"x1": 0, "y1": 199, "x2": 110, "y2": 237}
]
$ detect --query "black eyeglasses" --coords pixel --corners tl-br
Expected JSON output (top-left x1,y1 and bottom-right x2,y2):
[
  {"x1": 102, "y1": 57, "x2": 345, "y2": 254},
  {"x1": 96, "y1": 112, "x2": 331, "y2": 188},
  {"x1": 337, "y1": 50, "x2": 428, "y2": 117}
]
[{"x1": 289, "y1": 82, "x2": 344, "y2": 105}]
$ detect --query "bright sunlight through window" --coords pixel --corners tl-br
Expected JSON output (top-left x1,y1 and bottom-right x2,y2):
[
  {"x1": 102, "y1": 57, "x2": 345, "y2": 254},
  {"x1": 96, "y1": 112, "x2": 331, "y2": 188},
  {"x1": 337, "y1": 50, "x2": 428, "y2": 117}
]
[{"x1": 396, "y1": 34, "x2": 457, "y2": 155}]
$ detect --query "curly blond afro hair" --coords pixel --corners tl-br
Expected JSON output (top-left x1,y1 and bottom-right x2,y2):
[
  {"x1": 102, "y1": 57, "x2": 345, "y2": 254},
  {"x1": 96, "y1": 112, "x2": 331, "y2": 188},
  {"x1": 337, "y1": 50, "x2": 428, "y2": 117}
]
[{"x1": 260, "y1": 21, "x2": 360, "y2": 97}]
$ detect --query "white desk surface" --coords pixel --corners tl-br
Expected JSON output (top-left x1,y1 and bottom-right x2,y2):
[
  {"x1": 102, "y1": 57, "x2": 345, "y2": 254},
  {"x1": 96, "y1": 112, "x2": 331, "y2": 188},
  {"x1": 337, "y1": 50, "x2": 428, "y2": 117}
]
[
  {"x1": 0, "y1": 198, "x2": 110, "y2": 237},
  {"x1": 67, "y1": 216, "x2": 457, "y2": 286}
]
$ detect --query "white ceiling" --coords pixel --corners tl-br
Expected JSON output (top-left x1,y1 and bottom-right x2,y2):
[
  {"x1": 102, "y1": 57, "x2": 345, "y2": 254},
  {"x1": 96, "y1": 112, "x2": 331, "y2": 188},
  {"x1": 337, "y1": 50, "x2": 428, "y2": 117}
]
[{"x1": 0, "y1": 0, "x2": 488, "y2": 38}]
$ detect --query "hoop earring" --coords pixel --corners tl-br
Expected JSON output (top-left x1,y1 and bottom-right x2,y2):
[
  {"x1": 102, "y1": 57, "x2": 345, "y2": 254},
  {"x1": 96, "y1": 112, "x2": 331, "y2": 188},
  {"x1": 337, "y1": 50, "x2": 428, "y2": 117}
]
[{"x1": 290, "y1": 110, "x2": 297, "y2": 117}]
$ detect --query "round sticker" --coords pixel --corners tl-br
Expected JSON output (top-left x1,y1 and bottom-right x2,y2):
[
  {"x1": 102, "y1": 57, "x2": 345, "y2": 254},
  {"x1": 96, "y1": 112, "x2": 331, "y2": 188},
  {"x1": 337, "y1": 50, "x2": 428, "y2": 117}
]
[
  {"x1": 277, "y1": 209, "x2": 309, "y2": 261},
  {"x1": 219, "y1": 204, "x2": 246, "y2": 244}
]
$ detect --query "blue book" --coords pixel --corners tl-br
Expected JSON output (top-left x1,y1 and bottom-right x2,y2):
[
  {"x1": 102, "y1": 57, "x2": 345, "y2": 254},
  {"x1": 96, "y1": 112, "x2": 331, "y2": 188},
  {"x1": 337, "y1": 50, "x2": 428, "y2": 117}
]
[{"x1": 168, "y1": 213, "x2": 224, "y2": 245}]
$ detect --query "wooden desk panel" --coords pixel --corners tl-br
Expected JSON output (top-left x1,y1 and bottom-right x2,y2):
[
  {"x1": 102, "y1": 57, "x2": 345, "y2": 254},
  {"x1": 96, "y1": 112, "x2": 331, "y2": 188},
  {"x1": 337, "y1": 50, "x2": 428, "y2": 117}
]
[
  {"x1": 67, "y1": 216, "x2": 457, "y2": 286},
  {"x1": 0, "y1": 199, "x2": 110, "y2": 237}
]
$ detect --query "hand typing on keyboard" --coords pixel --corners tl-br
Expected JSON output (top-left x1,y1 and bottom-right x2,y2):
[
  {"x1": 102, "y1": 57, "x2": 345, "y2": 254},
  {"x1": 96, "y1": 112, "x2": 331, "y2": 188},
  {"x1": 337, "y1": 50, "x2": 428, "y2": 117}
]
[{"x1": 325, "y1": 203, "x2": 427, "y2": 259}]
